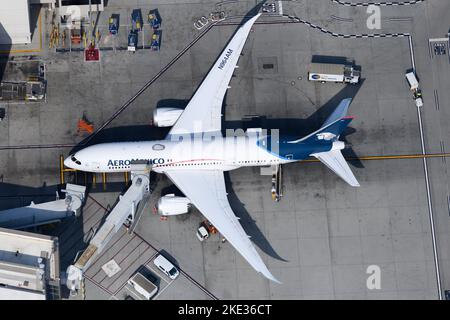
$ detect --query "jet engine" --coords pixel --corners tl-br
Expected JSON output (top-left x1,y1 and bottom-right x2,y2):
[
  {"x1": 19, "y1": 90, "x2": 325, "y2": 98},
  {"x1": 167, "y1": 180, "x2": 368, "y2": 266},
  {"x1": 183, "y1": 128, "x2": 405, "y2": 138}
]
[
  {"x1": 152, "y1": 108, "x2": 183, "y2": 127},
  {"x1": 156, "y1": 194, "x2": 191, "y2": 216}
]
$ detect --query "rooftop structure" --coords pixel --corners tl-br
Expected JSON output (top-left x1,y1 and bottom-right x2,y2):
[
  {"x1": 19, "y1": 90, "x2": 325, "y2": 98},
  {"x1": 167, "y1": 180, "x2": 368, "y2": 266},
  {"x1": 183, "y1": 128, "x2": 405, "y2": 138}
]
[
  {"x1": 0, "y1": 0, "x2": 31, "y2": 45},
  {"x1": 0, "y1": 227, "x2": 60, "y2": 300}
]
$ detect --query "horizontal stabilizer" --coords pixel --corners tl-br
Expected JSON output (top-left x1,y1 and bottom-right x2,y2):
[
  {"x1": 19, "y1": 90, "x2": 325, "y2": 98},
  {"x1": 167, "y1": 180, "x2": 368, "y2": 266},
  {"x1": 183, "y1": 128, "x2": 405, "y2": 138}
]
[{"x1": 312, "y1": 149, "x2": 360, "y2": 187}]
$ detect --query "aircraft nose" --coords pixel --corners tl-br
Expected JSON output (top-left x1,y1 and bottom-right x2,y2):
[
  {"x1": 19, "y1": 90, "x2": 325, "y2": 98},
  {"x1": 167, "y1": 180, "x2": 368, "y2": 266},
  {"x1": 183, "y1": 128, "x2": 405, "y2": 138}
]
[{"x1": 64, "y1": 156, "x2": 73, "y2": 168}]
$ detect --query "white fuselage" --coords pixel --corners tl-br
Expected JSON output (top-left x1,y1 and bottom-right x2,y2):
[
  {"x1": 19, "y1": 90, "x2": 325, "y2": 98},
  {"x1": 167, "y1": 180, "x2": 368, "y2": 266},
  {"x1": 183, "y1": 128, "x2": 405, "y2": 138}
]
[{"x1": 64, "y1": 135, "x2": 293, "y2": 173}]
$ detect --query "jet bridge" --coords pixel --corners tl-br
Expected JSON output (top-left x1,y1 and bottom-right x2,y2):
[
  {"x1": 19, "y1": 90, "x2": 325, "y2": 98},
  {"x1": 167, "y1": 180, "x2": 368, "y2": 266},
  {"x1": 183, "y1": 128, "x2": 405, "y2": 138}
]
[
  {"x1": 65, "y1": 163, "x2": 151, "y2": 295},
  {"x1": 0, "y1": 184, "x2": 86, "y2": 229}
]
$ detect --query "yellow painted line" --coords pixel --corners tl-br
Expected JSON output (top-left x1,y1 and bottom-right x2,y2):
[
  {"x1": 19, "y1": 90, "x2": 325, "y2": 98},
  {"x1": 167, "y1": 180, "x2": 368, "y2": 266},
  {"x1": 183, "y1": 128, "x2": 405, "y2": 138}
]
[
  {"x1": 0, "y1": 8, "x2": 42, "y2": 54},
  {"x1": 102, "y1": 172, "x2": 107, "y2": 191},
  {"x1": 302, "y1": 153, "x2": 450, "y2": 163},
  {"x1": 124, "y1": 171, "x2": 129, "y2": 185}
]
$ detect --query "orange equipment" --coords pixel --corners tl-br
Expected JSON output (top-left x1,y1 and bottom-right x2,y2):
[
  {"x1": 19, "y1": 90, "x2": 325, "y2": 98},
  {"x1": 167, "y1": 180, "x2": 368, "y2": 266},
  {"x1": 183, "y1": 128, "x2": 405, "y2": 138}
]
[
  {"x1": 202, "y1": 220, "x2": 217, "y2": 234},
  {"x1": 77, "y1": 117, "x2": 94, "y2": 134},
  {"x1": 71, "y1": 28, "x2": 81, "y2": 44}
]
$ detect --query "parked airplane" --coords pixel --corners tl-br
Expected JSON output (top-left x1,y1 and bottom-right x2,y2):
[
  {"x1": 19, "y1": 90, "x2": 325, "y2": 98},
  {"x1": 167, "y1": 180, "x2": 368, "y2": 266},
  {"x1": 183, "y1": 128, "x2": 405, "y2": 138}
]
[{"x1": 65, "y1": 13, "x2": 359, "y2": 283}]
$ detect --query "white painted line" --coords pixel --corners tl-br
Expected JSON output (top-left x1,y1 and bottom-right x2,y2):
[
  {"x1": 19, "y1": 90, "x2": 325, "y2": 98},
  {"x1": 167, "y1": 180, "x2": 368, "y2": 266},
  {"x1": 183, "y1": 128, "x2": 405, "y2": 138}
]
[
  {"x1": 416, "y1": 104, "x2": 442, "y2": 300},
  {"x1": 429, "y1": 38, "x2": 449, "y2": 42},
  {"x1": 146, "y1": 265, "x2": 170, "y2": 284},
  {"x1": 409, "y1": 35, "x2": 443, "y2": 300}
]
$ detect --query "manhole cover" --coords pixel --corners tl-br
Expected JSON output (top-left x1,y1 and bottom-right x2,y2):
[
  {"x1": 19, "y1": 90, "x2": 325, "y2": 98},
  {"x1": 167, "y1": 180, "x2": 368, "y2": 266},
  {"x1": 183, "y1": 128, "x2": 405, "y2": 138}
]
[{"x1": 257, "y1": 57, "x2": 278, "y2": 74}]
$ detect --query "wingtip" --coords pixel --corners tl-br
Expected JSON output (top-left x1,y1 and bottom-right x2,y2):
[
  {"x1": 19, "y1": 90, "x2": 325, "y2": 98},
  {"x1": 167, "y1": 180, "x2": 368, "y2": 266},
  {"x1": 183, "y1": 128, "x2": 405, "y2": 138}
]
[
  {"x1": 249, "y1": 13, "x2": 262, "y2": 24},
  {"x1": 349, "y1": 178, "x2": 360, "y2": 187},
  {"x1": 261, "y1": 269, "x2": 282, "y2": 284},
  {"x1": 272, "y1": 277, "x2": 282, "y2": 284},
  {"x1": 342, "y1": 97, "x2": 353, "y2": 104}
]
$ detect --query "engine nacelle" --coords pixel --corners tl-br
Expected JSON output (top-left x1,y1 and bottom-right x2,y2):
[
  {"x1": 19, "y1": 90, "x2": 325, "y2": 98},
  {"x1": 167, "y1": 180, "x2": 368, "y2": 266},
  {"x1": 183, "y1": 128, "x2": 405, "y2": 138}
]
[
  {"x1": 156, "y1": 194, "x2": 191, "y2": 216},
  {"x1": 153, "y1": 108, "x2": 183, "y2": 127},
  {"x1": 331, "y1": 140, "x2": 345, "y2": 151}
]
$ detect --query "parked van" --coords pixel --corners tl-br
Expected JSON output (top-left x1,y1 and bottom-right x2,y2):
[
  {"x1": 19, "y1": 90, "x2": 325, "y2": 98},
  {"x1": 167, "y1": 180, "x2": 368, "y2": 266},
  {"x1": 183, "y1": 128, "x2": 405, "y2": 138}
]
[
  {"x1": 127, "y1": 271, "x2": 158, "y2": 300},
  {"x1": 153, "y1": 254, "x2": 179, "y2": 280}
]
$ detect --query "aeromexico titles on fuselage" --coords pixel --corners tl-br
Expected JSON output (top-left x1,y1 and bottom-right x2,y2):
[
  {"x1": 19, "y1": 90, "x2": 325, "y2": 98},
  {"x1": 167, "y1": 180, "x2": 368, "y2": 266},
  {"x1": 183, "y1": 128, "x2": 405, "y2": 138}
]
[{"x1": 107, "y1": 158, "x2": 168, "y2": 167}]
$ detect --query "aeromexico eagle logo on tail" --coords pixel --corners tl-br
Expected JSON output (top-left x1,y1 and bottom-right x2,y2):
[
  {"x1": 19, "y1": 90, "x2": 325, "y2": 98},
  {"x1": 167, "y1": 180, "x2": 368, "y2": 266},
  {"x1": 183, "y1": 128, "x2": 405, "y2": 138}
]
[{"x1": 218, "y1": 48, "x2": 233, "y2": 70}]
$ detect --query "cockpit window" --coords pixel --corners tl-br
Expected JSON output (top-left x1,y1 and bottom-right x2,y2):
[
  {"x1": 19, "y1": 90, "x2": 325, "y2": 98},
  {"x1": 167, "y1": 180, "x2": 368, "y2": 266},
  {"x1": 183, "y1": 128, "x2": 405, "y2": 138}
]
[
  {"x1": 71, "y1": 155, "x2": 81, "y2": 165},
  {"x1": 152, "y1": 143, "x2": 165, "y2": 151}
]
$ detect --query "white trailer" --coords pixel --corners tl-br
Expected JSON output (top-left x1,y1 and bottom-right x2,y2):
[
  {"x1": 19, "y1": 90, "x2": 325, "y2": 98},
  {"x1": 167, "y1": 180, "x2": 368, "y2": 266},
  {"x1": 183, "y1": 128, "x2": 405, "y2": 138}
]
[
  {"x1": 405, "y1": 72, "x2": 419, "y2": 91},
  {"x1": 405, "y1": 72, "x2": 423, "y2": 107},
  {"x1": 127, "y1": 271, "x2": 158, "y2": 300},
  {"x1": 308, "y1": 63, "x2": 360, "y2": 84}
]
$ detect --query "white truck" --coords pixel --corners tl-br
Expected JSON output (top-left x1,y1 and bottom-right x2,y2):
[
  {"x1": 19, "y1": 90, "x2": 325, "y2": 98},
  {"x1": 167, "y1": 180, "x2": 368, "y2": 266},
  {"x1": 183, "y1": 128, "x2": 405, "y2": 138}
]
[
  {"x1": 127, "y1": 271, "x2": 158, "y2": 300},
  {"x1": 308, "y1": 63, "x2": 360, "y2": 84},
  {"x1": 405, "y1": 72, "x2": 423, "y2": 107}
]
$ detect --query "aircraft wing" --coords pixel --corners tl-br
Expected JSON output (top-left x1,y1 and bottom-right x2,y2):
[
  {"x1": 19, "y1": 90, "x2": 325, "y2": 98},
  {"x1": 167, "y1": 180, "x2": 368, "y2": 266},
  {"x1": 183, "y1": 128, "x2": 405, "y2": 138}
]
[
  {"x1": 169, "y1": 14, "x2": 260, "y2": 135},
  {"x1": 164, "y1": 169, "x2": 280, "y2": 283},
  {"x1": 312, "y1": 149, "x2": 360, "y2": 187}
]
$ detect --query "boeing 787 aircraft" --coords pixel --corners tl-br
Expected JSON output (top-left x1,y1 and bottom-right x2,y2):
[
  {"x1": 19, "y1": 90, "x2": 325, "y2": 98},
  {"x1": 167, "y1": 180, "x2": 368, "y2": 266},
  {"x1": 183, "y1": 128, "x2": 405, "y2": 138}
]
[{"x1": 64, "y1": 14, "x2": 359, "y2": 283}]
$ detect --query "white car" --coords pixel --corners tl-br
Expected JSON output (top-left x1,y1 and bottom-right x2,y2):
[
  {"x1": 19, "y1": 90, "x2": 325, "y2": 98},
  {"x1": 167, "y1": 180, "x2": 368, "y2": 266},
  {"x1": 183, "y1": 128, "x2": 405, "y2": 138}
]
[
  {"x1": 153, "y1": 254, "x2": 179, "y2": 280},
  {"x1": 196, "y1": 226, "x2": 209, "y2": 241}
]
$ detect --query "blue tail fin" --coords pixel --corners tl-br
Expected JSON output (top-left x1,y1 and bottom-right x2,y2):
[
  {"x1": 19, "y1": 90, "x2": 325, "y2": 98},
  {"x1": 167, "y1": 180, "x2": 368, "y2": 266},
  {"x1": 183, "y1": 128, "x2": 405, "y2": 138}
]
[
  {"x1": 323, "y1": 98, "x2": 352, "y2": 127},
  {"x1": 288, "y1": 98, "x2": 354, "y2": 144}
]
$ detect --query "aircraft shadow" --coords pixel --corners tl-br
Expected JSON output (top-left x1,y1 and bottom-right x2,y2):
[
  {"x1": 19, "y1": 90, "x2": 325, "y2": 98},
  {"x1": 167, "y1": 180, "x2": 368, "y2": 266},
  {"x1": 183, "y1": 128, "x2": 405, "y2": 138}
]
[
  {"x1": 223, "y1": 172, "x2": 287, "y2": 262},
  {"x1": 219, "y1": 80, "x2": 365, "y2": 260},
  {"x1": 0, "y1": 182, "x2": 60, "y2": 211}
]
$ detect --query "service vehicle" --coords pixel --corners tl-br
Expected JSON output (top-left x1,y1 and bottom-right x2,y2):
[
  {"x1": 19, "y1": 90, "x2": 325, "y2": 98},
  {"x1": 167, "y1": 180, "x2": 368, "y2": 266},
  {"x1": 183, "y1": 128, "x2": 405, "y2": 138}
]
[
  {"x1": 131, "y1": 9, "x2": 143, "y2": 31},
  {"x1": 405, "y1": 72, "x2": 423, "y2": 107},
  {"x1": 148, "y1": 9, "x2": 161, "y2": 29},
  {"x1": 196, "y1": 225, "x2": 209, "y2": 241},
  {"x1": 151, "y1": 32, "x2": 160, "y2": 51},
  {"x1": 153, "y1": 254, "x2": 179, "y2": 280},
  {"x1": 108, "y1": 15, "x2": 119, "y2": 35},
  {"x1": 405, "y1": 72, "x2": 419, "y2": 91},
  {"x1": 308, "y1": 63, "x2": 360, "y2": 84}
]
